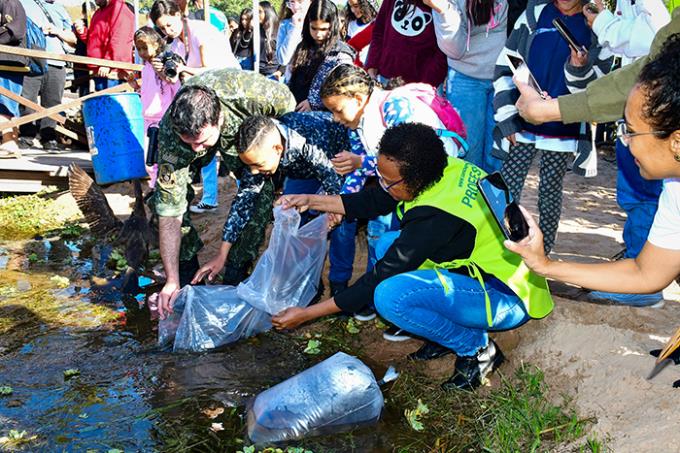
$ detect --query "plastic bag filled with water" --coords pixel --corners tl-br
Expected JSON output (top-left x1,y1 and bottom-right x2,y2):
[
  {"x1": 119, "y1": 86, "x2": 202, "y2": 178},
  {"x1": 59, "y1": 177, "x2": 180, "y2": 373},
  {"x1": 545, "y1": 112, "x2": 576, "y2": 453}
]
[
  {"x1": 165, "y1": 285, "x2": 272, "y2": 352},
  {"x1": 237, "y1": 207, "x2": 328, "y2": 315},
  {"x1": 247, "y1": 352, "x2": 384, "y2": 443}
]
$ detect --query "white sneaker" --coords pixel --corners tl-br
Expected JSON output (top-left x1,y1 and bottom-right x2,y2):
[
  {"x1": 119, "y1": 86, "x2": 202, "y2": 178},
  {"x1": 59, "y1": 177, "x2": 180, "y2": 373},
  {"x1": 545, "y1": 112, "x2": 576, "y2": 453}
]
[{"x1": 189, "y1": 202, "x2": 218, "y2": 214}]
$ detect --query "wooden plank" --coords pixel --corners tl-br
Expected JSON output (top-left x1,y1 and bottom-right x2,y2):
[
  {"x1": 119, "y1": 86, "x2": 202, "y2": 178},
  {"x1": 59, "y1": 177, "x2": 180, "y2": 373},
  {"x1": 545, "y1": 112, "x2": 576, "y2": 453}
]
[
  {"x1": 0, "y1": 44, "x2": 143, "y2": 72},
  {"x1": 0, "y1": 172, "x2": 68, "y2": 193},
  {"x1": 0, "y1": 86, "x2": 65, "y2": 124},
  {"x1": 2, "y1": 83, "x2": 133, "y2": 130},
  {"x1": 0, "y1": 149, "x2": 92, "y2": 175}
]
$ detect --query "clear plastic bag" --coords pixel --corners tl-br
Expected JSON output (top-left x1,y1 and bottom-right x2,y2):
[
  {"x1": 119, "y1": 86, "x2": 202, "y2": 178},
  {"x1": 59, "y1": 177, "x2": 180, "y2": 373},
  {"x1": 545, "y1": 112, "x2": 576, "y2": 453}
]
[
  {"x1": 158, "y1": 207, "x2": 328, "y2": 352},
  {"x1": 247, "y1": 352, "x2": 384, "y2": 443},
  {"x1": 238, "y1": 207, "x2": 328, "y2": 315},
  {"x1": 158, "y1": 285, "x2": 272, "y2": 352}
]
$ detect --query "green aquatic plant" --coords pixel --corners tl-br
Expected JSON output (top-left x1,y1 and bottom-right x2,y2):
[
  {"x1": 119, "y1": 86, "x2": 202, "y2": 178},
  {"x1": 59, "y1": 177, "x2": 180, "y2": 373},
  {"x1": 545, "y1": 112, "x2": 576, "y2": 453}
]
[
  {"x1": 303, "y1": 340, "x2": 321, "y2": 355},
  {"x1": 0, "y1": 386, "x2": 13, "y2": 396},
  {"x1": 0, "y1": 195, "x2": 63, "y2": 240},
  {"x1": 63, "y1": 369, "x2": 80, "y2": 379}
]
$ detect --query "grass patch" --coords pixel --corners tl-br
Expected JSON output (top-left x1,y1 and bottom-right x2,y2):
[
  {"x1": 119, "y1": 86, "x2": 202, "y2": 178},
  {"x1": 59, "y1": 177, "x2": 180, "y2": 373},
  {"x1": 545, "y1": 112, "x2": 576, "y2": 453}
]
[
  {"x1": 0, "y1": 195, "x2": 63, "y2": 240},
  {"x1": 387, "y1": 363, "x2": 603, "y2": 452}
]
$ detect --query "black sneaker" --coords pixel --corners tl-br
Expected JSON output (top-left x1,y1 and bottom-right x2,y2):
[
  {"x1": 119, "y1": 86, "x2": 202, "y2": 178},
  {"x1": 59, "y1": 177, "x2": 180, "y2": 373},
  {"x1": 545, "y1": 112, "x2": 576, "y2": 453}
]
[
  {"x1": 189, "y1": 202, "x2": 218, "y2": 213},
  {"x1": 353, "y1": 305, "x2": 376, "y2": 322},
  {"x1": 408, "y1": 341, "x2": 453, "y2": 361},
  {"x1": 329, "y1": 280, "x2": 348, "y2": 297},
  {"x1": 382, "y1": 325, "x2": 413, "y2": 342},
  {"x1": 441, "y1": 340, "x2": 505, "y2": 391}
]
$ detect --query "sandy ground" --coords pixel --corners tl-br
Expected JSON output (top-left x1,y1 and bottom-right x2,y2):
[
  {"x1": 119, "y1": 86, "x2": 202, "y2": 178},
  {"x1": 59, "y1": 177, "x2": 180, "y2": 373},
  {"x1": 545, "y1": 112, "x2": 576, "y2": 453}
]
[{"x1": 56, "y1": 149, "x2": 680, "y2": 451}]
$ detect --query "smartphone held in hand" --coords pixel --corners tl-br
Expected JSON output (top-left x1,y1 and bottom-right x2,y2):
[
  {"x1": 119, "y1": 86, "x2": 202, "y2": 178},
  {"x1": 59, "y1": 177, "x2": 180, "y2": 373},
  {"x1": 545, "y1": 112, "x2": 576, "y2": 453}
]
[
  {"x1": 477, "y1": 172, "x2": 529, "y2": 242},
  {"x1": 505, "y1": 50, "x2": 546, "y2": 99}
]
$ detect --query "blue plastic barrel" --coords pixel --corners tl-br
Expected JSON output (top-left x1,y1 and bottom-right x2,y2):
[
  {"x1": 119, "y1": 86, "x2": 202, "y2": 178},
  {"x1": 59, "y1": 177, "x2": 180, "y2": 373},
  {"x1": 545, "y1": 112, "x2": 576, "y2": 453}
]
[{"x1": 82, "y1": 92, "x2": 147, "y2": 184}]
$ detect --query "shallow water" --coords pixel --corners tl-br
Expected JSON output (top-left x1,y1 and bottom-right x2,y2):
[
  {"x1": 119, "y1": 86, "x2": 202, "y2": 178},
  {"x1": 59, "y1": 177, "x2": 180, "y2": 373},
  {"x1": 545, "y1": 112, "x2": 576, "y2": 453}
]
[{"x1": 0, "y1": 237, "x2": 400, "y2": 452}]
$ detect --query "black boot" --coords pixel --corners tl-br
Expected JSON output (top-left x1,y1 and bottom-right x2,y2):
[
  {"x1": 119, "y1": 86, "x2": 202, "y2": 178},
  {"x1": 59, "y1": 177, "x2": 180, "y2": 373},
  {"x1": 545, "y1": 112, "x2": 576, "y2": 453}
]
[
  {"x1": 441, "y1": 340, "x2": 505, "y2": 391},
  {"x1": 409, "y1": 341, "x2": 454, "y2": 361},
  {"x1": 222, "y1": 262, "x2": 250, "y2": 286}
]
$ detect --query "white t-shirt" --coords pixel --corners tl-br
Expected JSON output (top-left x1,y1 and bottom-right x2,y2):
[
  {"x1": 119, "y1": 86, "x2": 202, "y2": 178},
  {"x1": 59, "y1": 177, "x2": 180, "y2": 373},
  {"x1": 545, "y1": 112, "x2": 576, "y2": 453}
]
[
  {"x1": 647, "y1": 178, "x2": 680, "y2": 250},
  {"x1": 170, "y1": 19, "x2": 239, "y2": 69}
]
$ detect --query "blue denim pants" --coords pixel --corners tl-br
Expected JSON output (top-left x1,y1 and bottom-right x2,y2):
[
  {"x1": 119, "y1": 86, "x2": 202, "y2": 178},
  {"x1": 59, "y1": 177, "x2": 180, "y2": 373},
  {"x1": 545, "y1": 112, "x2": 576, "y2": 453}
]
[
  {"x1": 283, "y1": 177, "x2": 357, "y2": 283},
  {"x1": 93, "y1": 77, "x2": 122, "y2": 92},
  {"x1": 446, "y1": 69, "x2": 501, "y2": 174},
  {"x1": 200, "y1": 155, "x2": 219, "y2": 206},
  {"x1": 616, "y1": 140, "x2": 662, "y2": 258},
  {"x1": 373, "y1": 231, "x2": 529, "y2": 356}
]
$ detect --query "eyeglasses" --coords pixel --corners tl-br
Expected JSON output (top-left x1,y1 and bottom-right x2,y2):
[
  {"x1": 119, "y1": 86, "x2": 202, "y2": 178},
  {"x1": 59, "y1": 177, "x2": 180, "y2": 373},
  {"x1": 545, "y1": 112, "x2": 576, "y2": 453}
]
[
  {"x1": 616, "y1": 120, "x2": 669, "y2": 146},
  {"x1": 376, "y1": 168, "x2": 403, "y2": 193}
]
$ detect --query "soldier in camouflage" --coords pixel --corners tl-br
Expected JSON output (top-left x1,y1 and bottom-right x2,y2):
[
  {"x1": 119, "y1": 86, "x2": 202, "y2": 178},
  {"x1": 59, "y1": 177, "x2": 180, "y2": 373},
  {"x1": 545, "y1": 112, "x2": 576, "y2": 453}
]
[
  {"x1": 153, "y1": 68, "x2": 295, "y2": 319},
  {"x1": 192, "y1": 111, "x2": 351, "y2": 283}
]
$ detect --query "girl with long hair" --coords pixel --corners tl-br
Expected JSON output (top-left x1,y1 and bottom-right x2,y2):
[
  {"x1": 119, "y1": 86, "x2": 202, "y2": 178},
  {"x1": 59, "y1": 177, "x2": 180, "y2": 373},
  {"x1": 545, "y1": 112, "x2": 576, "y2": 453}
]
[
  {"x1": 286, "y1": 0, "x2": 355, "y2": 111},
  {"x1": 230, "y1": 8, "x2": 255, "y2": 70},
  {"x1": 345, "y1": 0, "x2": 378, "y2": 38},
  {"x1": 258, "y1": 1, "x2": 281, "y2": 76}
]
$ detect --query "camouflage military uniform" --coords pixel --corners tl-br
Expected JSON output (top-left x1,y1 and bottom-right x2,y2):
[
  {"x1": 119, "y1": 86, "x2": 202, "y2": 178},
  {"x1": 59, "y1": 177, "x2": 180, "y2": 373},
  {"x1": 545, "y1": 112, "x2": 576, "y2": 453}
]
[
  {"x1": 223, "y1": 111, "x2": 350, "y2": 243},
  {"x1": 152, "y1": 68, "x2": 296, "y2": 268}
]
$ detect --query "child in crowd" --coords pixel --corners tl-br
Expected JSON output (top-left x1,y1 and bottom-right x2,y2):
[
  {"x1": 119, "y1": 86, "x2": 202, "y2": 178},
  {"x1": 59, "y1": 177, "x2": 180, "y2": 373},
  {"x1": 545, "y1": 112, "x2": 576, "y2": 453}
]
[
  {"x1": 345, "y1": 0, "x2": 377, "y2": 39},
  {"x1": 134, "y1": 26, "x2": 180, "y2": 187},
  {"x1": 428, "y1": 0, "x2": 508, "y2": 173},
  {"x1": 286, "y1": 0, "x2": 355, "y2": 112},
  {"x1": 227, "y1": 15, "x2": 239, "y2": 36},
  {"x1": 258, "y1": 1, "x2": 282, "y2": 77},
  {"x1": 365, "y1": 0, "x2": 448, "y2": 86},
  {"x1": 277, "y1": 0, "x2": 312, "y2": 66},
  {"x1": 231, "y1": 8, "x2": 255, "y2": 70},
  {"x1": 493, "y1": 0, "x2": 613, "y2": 254},
  {"x1": 318, "y1": 64, "x2": 466, "y2": 332},
  {"x1": 193, "y1": 112, "x2": 350, "y2": 286}
]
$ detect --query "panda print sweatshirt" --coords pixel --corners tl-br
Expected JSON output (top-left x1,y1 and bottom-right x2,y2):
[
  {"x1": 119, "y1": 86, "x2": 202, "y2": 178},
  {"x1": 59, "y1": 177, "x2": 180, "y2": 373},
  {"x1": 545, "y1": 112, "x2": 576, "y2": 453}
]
[{"x1": 365, "y1": 0, "x2": 448, "y2": 87}]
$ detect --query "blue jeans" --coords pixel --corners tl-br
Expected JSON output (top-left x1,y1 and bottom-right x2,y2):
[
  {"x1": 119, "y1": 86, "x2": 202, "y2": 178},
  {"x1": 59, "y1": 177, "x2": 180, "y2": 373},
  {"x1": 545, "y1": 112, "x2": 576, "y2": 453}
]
[
  {"x1": 283, "y1": 177, "x2": 356, "y2": 283},
  {"x1": 616, "y1": 140, "x2": 662, "y2": 258},
  {"x1": 374, "y1": 231, "x2": 529, "y2": 356},
  {"x1": 93, "y1": 77, "x2": 122, "y2": 92},
  {"x1": 367, "y1": 214, "x2": 398, "y2": 272},
  {"x1": 446, "y1": 69, "x2": 501, "y2": 174},
  {"x1": 200, "y1": 155, "x2": 219, "y2": 206}
]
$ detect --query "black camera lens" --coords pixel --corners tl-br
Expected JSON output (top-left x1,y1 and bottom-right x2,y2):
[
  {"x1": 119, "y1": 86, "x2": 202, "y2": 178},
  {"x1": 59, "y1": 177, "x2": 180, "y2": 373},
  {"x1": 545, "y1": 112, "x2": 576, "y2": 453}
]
[{"x1": 164, "y1": 60, "x2": 178, "y2": 78}]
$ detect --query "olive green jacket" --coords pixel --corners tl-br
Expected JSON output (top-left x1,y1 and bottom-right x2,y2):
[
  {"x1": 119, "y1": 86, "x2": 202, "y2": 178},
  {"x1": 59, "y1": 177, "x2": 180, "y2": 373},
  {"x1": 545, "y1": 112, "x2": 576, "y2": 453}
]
[{"x1": 558, "y1": 8, "x2": 680, "y2": 124}]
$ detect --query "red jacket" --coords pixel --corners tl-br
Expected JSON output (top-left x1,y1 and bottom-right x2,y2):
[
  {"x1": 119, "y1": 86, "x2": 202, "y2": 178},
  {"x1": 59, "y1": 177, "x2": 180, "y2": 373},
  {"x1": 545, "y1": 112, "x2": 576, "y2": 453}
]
[
  {"x1": 85, "y1": 0, "x2": 134, "y2": 74},
  {"x1": 348, "y1": 22, "x2": 374, "y2": 67}
]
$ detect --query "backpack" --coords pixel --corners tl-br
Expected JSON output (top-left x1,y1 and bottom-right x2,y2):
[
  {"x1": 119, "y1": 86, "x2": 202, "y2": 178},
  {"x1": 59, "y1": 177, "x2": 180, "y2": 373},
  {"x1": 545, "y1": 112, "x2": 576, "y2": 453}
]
[
  {"x1": 381, "y1": 84, "x2": 469, "y2": 154},
  {"x1": 25, "y1": 17, "x2": 48, "y2": 76}
]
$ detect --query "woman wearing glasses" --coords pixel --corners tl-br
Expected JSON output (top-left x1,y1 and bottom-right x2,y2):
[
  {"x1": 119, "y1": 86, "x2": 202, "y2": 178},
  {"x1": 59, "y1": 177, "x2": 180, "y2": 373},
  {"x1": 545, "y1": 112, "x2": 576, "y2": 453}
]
[
  {"x1": 272, "y1": 123, "x2": 554, "y2": 391},
  {"x1": 314, "y1": 65, "x2": 466, "y2": 334},
  {"x1": 507, "y1": 35, "x2": 680, "y2": 308}
]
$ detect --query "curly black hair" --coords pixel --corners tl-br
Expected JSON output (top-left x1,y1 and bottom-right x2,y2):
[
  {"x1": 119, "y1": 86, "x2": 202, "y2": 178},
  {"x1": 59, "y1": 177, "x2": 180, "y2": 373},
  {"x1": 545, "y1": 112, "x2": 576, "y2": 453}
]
[
  {"x1": 169, "y1": 85, "x2": 221, "y2": 138},
  {"x1": 236, "y1": 115, "x2": 277, "y2": 154},
  {"x1": 378, "y1": 123, "x2": 447, "y2": 197},
  {"x1": 637, "y1": 33, "x2": 680, "y2": 139}
]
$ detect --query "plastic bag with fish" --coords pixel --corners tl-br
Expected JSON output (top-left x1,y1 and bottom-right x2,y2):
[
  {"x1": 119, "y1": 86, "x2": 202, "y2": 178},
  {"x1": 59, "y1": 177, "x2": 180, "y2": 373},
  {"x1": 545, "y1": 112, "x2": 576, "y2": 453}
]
[
  {"x1": 159, "y1": 285, "x2": 272, "y2": 351},
  {"x1": 237, "y1": 207, "x2": 328, "y2": 315},
  {"x1": 247, "y1": 352, "x2": 384, "y2": 443}
]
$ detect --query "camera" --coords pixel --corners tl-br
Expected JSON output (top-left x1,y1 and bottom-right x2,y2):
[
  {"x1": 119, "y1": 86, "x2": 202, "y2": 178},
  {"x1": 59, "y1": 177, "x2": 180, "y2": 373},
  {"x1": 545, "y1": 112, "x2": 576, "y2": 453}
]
[{"x1": 158, "y1": 50, "x2": 185, "y2": 79}]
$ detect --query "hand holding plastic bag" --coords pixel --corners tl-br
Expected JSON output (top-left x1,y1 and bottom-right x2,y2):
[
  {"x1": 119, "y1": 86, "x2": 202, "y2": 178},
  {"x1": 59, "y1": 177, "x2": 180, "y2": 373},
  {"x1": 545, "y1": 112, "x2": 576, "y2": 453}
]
[{"x1": 238, "y1": 207, "x2": 328, "y2": 315}]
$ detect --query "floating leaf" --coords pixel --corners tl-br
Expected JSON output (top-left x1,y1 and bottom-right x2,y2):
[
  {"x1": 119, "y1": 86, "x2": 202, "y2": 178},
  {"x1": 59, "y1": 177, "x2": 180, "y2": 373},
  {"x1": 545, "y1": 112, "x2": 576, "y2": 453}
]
[
  {"x1": 78, "y1": 413, "x2": 88, "y2": 419},
  {"x1": 303, "y1": 339, "x2": 321, "y2": 355},
  {"x1": 345, "y1": 318, "x2": 360, "y2": 334},
  {"x1": 0, "y1": 386, "x2": 12, "y2": 396},
  {"x1": 404, "y1": 399, "x2": 430, "y2": 431},
  {"x1": 50, "y1": 275, "x2": 70, "y2": 288},
  {"x1": 107, "y1": 449, "x2": 124, "y2": 453},
  {"x1": 202, "y1": 406, "x2": 225, "y2": 419},
  {"x1": 63, "y1": 369, "x2": 80, "y2": 379}
]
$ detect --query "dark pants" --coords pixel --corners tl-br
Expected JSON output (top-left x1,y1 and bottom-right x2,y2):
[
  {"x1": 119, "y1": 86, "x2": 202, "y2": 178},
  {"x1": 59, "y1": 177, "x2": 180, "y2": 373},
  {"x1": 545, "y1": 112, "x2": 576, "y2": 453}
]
[{"x1": 19, "y1": 65, "x2": 66, "y2": 141}]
